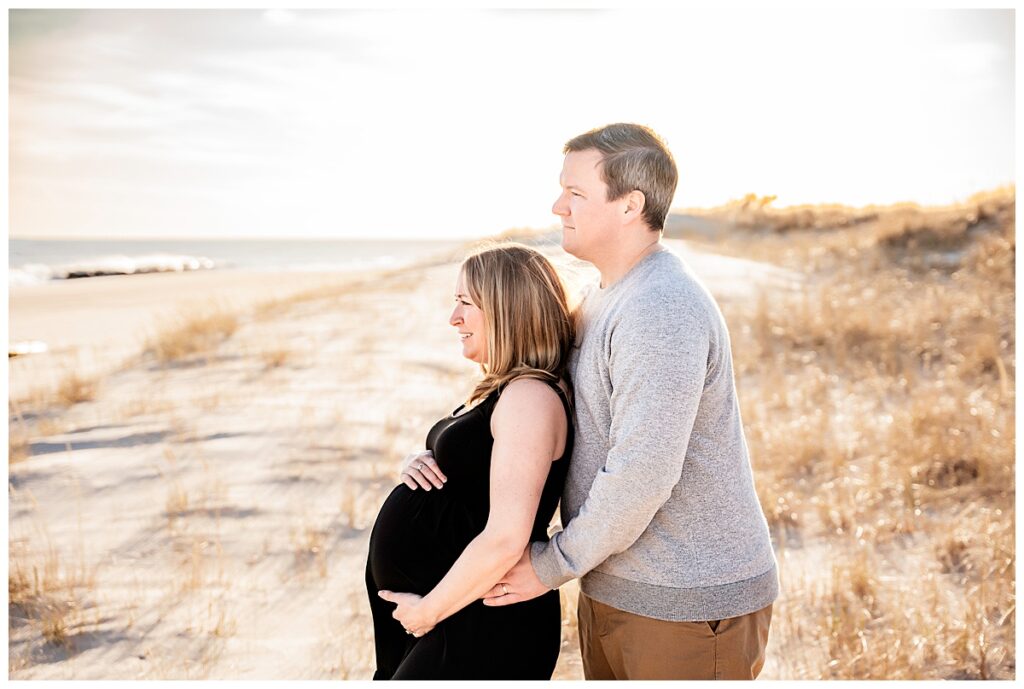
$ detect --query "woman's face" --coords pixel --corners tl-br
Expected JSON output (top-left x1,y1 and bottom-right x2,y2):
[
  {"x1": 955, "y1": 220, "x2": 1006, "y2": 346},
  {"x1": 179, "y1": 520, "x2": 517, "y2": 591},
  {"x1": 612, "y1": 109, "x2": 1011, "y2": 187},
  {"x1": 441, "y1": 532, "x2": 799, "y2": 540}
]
[{"x1": 449, "y1": 270, "x2": 488, "y2": 365}]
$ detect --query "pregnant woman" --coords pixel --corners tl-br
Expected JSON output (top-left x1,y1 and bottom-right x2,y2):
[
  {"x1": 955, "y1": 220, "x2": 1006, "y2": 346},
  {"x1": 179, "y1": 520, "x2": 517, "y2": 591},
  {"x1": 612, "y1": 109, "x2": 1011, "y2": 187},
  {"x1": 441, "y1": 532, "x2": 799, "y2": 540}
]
[{"x1": 364, "y1": 243, "x2": 575, "y2": 680}]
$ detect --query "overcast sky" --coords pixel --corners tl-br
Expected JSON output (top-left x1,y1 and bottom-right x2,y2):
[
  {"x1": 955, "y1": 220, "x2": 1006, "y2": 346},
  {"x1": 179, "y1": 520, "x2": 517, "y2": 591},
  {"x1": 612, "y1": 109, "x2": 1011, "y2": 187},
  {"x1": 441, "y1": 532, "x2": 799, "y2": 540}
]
[{"x1": 8, "y1": 8, "x2": 1015, "y2": 239}]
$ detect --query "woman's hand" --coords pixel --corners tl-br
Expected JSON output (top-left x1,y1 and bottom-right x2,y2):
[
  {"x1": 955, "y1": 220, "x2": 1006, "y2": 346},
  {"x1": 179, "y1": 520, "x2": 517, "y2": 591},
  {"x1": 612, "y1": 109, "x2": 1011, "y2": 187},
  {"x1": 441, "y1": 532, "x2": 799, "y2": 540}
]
[
  {"x1": 399, "y1": 450, "x2": 447, "y2": 491},
  {"x1": 377, "y1": 590, "x2": 437, "y2": 637}
]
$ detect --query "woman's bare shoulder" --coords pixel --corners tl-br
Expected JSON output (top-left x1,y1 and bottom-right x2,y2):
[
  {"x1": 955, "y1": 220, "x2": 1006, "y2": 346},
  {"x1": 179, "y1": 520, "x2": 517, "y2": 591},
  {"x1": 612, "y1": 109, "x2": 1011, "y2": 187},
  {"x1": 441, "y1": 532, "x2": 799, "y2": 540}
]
[{"x1": 491, "y1": 378, "x2": 566, "y2": 433}]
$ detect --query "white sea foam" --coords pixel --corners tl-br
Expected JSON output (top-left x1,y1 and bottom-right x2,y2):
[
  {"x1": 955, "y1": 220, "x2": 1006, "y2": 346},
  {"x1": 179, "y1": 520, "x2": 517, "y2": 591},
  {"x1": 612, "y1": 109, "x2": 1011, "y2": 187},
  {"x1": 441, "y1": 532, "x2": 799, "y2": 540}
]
[
  {"x1": 59, "y1": 253, "x2": 220, "y2": 278},
  {"x1": 8, "y1": 264, "x2": 55, "y2": 286},
  {"x1": 8, "y1": 253, "x2": 221, "y2": 286}
]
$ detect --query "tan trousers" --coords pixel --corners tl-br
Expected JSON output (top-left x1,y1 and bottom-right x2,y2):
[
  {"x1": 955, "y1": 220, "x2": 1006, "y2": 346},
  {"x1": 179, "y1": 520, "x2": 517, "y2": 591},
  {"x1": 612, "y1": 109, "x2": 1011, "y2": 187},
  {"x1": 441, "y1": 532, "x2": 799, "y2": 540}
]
[{"x1": 578, "y1": 591, "x2": 772, "y2": 680}]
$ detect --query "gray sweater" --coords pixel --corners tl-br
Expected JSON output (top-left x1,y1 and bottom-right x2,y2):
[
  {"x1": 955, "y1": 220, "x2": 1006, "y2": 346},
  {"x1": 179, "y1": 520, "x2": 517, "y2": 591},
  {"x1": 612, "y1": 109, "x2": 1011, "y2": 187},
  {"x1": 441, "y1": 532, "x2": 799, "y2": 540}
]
[{"x1": 531, "y1": 248, "x2": 779, "y2": 622}]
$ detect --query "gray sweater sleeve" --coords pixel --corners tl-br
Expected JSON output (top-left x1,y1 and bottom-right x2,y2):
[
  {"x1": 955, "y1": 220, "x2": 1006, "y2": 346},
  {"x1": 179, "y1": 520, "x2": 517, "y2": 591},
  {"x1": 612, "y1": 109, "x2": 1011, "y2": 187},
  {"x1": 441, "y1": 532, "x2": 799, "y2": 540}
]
[{"x1": 531, "y1": 295, "x2": 710, "y2": 589}]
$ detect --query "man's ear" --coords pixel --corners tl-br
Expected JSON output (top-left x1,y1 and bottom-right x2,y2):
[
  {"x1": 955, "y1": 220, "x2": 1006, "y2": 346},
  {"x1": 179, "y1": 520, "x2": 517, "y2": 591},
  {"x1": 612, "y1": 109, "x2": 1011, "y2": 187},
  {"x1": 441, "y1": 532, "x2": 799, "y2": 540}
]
[{"x1": 623, "y1": 190, "x2": 646, "y2": 222}]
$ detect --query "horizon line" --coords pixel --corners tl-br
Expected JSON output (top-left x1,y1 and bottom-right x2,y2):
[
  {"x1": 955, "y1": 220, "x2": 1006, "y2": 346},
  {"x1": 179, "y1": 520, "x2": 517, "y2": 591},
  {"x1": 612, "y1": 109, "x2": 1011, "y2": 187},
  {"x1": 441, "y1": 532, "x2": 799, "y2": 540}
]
[{"x1": 9, "y1": 184, "x2": 1015, "y2": 242}]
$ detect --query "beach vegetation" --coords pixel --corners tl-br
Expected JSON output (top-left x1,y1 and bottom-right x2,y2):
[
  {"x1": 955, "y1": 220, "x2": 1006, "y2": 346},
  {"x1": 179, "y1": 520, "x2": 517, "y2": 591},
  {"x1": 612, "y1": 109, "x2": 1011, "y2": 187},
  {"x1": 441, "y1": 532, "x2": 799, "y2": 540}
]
[
  {"x1": 339, "y1": 484, "x2": 359, "y2": 530},
  {"x1": 260, "y1": 345, "x2": 291, "y2": 369},
  {"x1": 9, "y1": 539, "x2": 96, "y2": 652},
  {"x1": 9, "y1": 424, "x2": 31, "y2": 464},
  {"x1": 55, "y1": 371, "x2": 98, "y2": 406},
  {"x1": 146, "y1": 306, "x2": 239, "y2": 364},
  {"x1": 706, "y1": 185, "x2": 1015, "y2": 679},
  {"x1": 291, "y1": 518, "x2": 329, "y2": 579}
]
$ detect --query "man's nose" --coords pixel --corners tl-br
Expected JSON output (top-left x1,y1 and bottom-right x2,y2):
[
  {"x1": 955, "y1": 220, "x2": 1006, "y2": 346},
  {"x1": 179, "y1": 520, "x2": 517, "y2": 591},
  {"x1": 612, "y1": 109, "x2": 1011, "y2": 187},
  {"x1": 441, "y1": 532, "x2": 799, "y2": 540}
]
[{"x1": 552, "y1": 192, "x2": 569, "y2": 217}]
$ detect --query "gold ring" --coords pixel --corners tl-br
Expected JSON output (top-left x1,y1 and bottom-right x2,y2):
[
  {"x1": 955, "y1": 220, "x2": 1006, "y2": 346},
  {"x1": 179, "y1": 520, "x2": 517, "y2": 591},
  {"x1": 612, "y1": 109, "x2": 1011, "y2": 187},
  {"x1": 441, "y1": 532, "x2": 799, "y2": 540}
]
[{"x1": 501, "y1": 583, "x2": 509, "y2": 596}]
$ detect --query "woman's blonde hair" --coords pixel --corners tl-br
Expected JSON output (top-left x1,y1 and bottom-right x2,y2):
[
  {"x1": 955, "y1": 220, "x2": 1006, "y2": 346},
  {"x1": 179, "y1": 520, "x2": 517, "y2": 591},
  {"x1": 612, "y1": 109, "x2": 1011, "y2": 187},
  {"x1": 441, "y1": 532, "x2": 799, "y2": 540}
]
[{"x1": 462, "y1": 243, "x2": 574, "y2": 405}]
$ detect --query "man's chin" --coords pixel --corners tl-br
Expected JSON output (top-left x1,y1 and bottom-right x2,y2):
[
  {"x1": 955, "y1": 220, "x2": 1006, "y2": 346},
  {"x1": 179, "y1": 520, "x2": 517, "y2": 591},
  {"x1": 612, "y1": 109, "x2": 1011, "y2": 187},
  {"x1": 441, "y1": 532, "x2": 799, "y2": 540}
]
[{"x1": 560, "y1": 235, "x2": 580, "y2": 258}]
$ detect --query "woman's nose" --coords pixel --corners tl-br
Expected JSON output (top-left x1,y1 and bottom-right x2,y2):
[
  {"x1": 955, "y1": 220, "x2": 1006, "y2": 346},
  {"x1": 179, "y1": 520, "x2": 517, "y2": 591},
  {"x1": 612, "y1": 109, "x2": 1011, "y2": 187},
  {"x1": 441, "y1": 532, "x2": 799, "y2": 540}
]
[{"x1": 449, "y1": 307, "x2": 461, "y2": 326}]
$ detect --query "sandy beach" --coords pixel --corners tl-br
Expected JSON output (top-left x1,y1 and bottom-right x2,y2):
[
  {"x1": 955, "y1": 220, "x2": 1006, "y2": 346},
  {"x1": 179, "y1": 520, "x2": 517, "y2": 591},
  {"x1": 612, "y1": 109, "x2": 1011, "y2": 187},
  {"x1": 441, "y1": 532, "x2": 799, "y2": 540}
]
[{"x1": 9, "y1": 268, "x2": 407, "y2": 404}]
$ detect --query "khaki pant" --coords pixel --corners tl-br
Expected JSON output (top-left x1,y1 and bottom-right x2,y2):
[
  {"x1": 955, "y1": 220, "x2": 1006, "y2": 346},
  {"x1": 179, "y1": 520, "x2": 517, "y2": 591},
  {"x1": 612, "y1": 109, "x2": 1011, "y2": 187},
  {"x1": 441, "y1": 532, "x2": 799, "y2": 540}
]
[{"x1": 578, "y1": 591, "x2": 772, "y2": 680}]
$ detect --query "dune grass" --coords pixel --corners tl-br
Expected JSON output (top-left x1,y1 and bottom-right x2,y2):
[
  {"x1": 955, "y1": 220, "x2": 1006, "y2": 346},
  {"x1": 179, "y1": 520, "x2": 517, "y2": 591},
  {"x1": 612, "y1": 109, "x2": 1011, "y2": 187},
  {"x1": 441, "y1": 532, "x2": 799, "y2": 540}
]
[
  {"x1": 9, "y1": 421, "x2": 31, "y2": 465},
  {"x1": 54, "y1": 371, "x2": 98, "y2": 406},
  {"x1": 707, "y1": 186, "x2": 1015, "y2": 679},
  {"x1": 9, "y1": 537, "x2": 97, "y2": 651},
  {"x1": 146, "y1": 306, "x2": 240, "y2": 364}
]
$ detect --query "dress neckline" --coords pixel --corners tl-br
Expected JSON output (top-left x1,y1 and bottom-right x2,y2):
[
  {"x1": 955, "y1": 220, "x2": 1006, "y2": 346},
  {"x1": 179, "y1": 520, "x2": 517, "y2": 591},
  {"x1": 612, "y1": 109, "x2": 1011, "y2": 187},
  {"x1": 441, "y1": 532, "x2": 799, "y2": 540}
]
[{"x1": 449, "y1": 391, "x2": 495, "y2": 418}]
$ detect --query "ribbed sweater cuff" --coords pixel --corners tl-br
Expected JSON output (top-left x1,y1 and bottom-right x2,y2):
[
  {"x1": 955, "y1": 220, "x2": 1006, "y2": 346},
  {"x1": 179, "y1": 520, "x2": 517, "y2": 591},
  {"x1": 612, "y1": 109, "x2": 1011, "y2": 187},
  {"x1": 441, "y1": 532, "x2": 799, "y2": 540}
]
[{"x1": 530, "y1": 540, "x2": 573, "y2": 590}]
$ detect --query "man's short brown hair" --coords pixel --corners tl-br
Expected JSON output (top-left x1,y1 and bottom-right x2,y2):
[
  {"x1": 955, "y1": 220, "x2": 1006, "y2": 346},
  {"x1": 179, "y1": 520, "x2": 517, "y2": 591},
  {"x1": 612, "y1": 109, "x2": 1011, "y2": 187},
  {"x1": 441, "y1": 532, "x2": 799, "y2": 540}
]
[{"x1": 564, "y1": 123, "x2": 678, "y2": 231}]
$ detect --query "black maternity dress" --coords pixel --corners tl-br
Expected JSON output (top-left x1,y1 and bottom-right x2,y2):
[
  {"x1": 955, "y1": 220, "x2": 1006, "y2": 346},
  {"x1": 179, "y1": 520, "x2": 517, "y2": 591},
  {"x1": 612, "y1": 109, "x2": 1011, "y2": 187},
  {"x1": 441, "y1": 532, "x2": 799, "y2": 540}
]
[{"x1": 365, "y1": 379, "x2": 573, "y2": 680}]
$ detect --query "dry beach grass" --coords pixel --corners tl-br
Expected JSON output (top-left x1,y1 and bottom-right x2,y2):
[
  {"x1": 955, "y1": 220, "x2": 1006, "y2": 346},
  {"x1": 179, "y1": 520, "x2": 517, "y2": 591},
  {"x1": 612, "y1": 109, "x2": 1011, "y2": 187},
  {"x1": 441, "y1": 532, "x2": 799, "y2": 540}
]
[
  {"x1": 690, "y1": 186, "x2": 1016, "y2": 679},
  {"x1": 8, "y1": 189, "x2": 1015, "y2": 678}
]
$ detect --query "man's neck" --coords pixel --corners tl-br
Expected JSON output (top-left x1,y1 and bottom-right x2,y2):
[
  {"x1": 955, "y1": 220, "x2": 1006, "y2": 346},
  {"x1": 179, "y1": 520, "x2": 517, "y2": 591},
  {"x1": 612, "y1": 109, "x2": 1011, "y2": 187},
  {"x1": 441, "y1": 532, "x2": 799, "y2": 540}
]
[{"x1": 596, "y1": 236, "x2": 664, "y2": 289}]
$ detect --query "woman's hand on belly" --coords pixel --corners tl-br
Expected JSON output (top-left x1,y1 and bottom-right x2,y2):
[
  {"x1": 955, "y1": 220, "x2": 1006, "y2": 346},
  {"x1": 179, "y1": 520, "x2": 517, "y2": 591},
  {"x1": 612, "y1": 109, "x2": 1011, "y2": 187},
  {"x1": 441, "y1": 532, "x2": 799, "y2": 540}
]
[
  {"x1": 399, "y1": 450, "x2": 448, "y2": 491},
  {"x1": 377, "y1": 590, "x2": 437, "y2": 637}
]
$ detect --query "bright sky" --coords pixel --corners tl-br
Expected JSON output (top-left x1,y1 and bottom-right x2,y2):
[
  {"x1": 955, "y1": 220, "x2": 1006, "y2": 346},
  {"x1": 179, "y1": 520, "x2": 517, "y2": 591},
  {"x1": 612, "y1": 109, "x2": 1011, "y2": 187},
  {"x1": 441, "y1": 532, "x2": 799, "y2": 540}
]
[{"x1": 8, "y1": 8, "x2": 1015, "y2": 239}]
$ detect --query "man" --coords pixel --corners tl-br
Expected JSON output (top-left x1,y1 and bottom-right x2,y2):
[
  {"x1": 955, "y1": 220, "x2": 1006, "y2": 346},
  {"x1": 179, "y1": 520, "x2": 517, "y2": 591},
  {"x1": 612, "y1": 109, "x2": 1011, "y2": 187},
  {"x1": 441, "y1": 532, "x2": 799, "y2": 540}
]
[{"x1": 482, "y1": 123, "x2": 779, "y2": 680}]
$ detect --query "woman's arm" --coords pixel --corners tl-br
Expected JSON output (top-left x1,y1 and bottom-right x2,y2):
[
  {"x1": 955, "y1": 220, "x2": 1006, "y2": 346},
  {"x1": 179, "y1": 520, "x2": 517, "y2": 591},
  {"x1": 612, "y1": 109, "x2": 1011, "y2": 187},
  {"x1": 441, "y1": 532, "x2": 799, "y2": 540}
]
[{"x1": 377, "y1": 378, "x2": 566, "y2": 635}]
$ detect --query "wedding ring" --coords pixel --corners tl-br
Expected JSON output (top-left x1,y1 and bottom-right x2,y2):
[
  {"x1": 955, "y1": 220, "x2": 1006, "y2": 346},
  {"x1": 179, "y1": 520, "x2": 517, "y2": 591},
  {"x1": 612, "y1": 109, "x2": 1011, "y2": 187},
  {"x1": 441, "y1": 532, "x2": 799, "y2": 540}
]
[
  {"x1": 501, "y1": 583, "x2": 509, "y2": 596},
  {"x1": 417, "y1": 463, "x2": 426, "y2": 471}
]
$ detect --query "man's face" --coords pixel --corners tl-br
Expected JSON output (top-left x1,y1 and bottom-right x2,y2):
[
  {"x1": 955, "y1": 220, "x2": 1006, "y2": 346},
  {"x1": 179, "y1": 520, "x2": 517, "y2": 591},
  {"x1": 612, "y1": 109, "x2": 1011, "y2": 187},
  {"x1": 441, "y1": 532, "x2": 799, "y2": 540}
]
[{"x1": 551, "y1": 149, "x2": 624, "y2": 262}]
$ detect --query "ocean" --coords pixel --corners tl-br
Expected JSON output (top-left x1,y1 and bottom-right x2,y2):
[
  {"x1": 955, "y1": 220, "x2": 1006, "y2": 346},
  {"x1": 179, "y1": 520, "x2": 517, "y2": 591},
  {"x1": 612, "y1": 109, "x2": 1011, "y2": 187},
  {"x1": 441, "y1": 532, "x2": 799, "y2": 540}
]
[{"x1": 8, "y1": 238, "x2": 469, "y2": 287}]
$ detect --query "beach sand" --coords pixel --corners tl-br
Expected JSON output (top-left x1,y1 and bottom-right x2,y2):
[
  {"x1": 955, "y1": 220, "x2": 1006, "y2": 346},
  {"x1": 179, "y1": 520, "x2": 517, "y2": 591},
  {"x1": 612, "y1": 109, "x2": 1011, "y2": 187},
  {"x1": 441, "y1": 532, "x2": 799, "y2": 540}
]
[
  {"x1": 8, "y1": 269, "x2": 377, "y2": 403},
  {"x1": 8, "y1": 240, "x2": 801, "y2": 679}
]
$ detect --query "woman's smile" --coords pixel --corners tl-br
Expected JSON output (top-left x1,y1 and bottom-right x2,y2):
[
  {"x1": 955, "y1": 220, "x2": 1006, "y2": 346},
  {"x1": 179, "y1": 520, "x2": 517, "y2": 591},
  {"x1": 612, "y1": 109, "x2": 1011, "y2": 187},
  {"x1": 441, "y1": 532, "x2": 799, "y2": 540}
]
[{"x1": 449, "y1": 269, "x2": 488, "y2": 364}]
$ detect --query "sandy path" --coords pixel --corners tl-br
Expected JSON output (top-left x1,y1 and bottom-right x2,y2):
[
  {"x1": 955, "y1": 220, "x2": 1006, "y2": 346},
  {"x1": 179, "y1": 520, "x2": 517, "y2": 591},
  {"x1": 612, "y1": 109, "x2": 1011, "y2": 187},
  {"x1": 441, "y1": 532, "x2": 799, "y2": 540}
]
[{"x1": 8, "y1": 243, "x2": 800, "y2": 679}]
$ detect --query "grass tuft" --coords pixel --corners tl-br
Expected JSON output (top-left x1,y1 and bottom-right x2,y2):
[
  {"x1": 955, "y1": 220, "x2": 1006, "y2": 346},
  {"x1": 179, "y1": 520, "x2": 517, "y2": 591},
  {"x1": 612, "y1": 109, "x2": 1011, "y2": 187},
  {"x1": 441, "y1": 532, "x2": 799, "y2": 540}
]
[{"x1": 147, "y1": 306, "x2": 239, "y2": 363}]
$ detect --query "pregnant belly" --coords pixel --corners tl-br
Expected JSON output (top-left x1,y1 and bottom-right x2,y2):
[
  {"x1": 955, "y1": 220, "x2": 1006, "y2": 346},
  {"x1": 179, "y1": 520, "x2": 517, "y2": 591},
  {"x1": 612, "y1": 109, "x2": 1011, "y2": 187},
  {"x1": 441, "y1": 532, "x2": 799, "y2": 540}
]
[{"x1": 367, "y1": 484, "x2": 481, "y2": 594}]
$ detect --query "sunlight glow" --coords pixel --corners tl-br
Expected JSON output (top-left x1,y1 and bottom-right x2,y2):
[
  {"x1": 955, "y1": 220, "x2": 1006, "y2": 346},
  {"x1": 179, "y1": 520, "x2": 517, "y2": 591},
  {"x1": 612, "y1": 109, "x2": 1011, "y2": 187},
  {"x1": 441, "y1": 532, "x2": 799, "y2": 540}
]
[{"x1": 8, "y1": 8, "x2": 1014, "y2": 239}]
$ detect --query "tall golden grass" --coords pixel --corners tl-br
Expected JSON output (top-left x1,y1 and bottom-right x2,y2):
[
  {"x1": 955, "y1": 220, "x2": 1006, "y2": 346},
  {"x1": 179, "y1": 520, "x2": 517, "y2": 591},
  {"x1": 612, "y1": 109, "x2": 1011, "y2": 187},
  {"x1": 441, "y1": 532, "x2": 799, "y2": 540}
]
[
  {"x1": 705, "y1": 186, "x2": 1015, "y2": 679},
  {"x1": 145, "y1": 306, "x2": 240, "y2": 364},
  {"x1": 9, "y1": 537, "x2": 97, "y2": 651}
]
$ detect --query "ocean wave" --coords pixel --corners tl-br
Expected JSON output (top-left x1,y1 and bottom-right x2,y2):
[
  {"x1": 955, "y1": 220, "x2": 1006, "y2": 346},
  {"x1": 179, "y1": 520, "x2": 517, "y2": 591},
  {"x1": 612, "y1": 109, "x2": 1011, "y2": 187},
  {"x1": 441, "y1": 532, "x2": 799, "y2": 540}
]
[{"x1": 8, "y1": 253, "x2": 221, "y2": 286}]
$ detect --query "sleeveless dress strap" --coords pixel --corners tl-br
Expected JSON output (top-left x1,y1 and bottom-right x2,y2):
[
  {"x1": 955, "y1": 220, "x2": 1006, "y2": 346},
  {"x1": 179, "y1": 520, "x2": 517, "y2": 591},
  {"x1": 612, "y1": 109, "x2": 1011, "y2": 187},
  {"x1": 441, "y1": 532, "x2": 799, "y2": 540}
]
[
  {"x1": 542, "y1": 377, "x2": 572, "y2": 415},
  {"x1": 538, "y1": 377, "x2": 574, "y2": 448}
]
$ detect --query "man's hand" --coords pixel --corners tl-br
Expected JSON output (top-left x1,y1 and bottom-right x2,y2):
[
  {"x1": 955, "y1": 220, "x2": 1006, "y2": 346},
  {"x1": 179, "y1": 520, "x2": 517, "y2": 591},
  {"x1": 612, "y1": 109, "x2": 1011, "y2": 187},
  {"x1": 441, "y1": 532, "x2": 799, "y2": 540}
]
[{"x1": 481, "y1": 544, "x2": 549, "y2": 607}]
